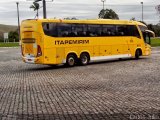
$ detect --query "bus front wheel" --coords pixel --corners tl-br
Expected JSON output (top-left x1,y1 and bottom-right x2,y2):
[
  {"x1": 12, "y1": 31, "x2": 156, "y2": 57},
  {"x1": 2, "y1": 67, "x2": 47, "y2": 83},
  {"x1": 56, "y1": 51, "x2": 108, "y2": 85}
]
[
  {"x1": 135, "y1": 49, "x2": 141, "y2": 59},
  {"x1": 80, "y1": 53, "x2": 90, "y2": 66}
]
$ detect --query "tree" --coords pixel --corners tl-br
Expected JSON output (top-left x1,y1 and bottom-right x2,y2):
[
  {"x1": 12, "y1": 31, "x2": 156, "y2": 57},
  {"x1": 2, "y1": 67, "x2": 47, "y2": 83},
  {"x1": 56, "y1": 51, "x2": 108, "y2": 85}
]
[
  {"x1": 98, "y1": 9, "x2": 119, "y2": 19},
  {"x1": 8, "y1": 31, "x2": 18, "y2": 42},
  {"x1": 146, "y1": 24, "x2": 160, "y2": 37},
  {"x1": 30, "y1": 2, "x2": 40, "y2": 18},
  {"x1": 63, "y1": 17, "x2": 78, "y2": 20},
  {"x1": 130, "y1": 17, "x2": 136, "y2": 21},
  {"x1": 148, "y1": 24, "x2": 155, "y2": 32}
]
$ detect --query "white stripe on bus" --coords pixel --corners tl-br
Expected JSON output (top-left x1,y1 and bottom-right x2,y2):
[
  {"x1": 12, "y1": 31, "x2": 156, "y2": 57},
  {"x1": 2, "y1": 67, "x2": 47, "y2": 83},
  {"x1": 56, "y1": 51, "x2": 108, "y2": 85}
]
[{"x1": 90, "y1": 54, "x2": 132, "y2": 62}]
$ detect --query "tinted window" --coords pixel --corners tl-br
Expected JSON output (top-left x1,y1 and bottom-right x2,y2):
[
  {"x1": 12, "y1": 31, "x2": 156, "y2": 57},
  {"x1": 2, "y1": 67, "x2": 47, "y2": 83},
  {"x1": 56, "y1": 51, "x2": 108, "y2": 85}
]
[
  {"x1": 139, "y1": 25, "x2": 148, "y2": 32},
  {"x1": 128, "y1": 25, "x2": 140, "y2": 38},
  {"x1": 42, "y1": 23, "x2": 57, "y2": 37},
  {"x1": 102, "y1": 25, "x2": 116, "y2": 36},
  {"x1": 57, "y1": 23, "x2": 71, "y2": 37},
  {"x1": 71, "y1": 24, "x2": 87, "y2": 37},
  {"x1": 87, "y1": 25, "x2": 102, "y2": 37},
  {"x1": 116, "y1": 25, "x2": 128, "y2": 36},
  {"x1": 42, "y1": 23, "x2": 140, "y2": 38}
]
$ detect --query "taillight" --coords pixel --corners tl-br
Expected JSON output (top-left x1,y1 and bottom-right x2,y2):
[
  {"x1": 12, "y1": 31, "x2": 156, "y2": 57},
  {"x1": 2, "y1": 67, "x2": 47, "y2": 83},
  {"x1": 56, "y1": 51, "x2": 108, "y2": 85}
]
[
  {"x1": 21, "y1": 45, "x2": 24, "y2": 56},
  {"x1": 37, "y1": 45, "x2": 42, "y2": 57}
]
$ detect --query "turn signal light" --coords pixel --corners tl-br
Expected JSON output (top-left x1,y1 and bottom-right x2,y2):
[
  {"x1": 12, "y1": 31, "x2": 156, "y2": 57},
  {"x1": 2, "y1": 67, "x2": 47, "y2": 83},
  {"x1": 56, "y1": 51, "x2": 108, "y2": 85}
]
[{"x1": 37, "y1": 45, "x2": 42, "y2": 57}]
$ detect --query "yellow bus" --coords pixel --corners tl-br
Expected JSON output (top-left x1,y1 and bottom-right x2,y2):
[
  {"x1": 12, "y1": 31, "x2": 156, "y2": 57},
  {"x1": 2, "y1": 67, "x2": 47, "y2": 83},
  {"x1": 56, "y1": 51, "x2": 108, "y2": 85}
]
[{"x1": 20, "y1": 19, "x2": 155, "y2": 66}]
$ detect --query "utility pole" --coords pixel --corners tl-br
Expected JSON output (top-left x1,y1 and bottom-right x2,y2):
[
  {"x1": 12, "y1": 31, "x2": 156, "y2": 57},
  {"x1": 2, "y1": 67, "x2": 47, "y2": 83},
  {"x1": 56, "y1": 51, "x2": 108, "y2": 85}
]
[
  {"x1": 43, "y1": 0, "x2": 47, "y2": 18},
  {"x1": 101, "y1": 0, "x2": 106, "y2": 18},
  {"x1": 141, "y1": 2, "x2": 143, "y2": 22},
  {"x1": 101, "y1": 0, "x2": 106, "y2": 10},
  {"x1": 16, "y1": 2, "x2": 21, "y2": 41}
]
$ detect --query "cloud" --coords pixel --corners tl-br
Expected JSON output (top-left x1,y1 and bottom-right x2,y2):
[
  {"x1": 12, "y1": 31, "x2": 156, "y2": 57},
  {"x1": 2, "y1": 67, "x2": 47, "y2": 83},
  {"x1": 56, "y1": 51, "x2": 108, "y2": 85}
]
[{"x1": 0, "y1": 0, "x2": 159, "y2": 25}]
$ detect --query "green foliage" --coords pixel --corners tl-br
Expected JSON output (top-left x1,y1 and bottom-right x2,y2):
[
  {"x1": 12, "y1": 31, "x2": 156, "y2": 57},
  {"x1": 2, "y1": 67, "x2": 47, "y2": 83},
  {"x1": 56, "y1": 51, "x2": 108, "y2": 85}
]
[
  {"x1": 63, "y1": 17, "x2": 78, "y2": 20},
  {"x1": 0, "y1": 24, "x2": 17, "y2": 40},
  {"x1": 0, "y1": 38, "x2": 3, "y2": 42},
  {"x1": 30, "y1": 2, "x2": 40, "y2": 11},
  {"x1": 0, "y1": 42, "x2": 19, "y2": 47},
  {"x1": 148, "y1": 24, "x2": 160, "y2": 37},
  {"x1": 30, "y1": 2, "x2": 40, "y2": 18},
  {"x1": 99, "y1": 9, "x2": 119, "y2": 19},
  {"x1": 8, "y1": 31, "x2": 19, "y2": 42},
  {"x1": 151, "y1": 38, "x2": 160, "y2": 47},
  {"x1": 139, "y1": 21, "x2": 147, "y2": 26},
  {"x1": 130, "y1": 17, "x2": 136, "y2": 21}
]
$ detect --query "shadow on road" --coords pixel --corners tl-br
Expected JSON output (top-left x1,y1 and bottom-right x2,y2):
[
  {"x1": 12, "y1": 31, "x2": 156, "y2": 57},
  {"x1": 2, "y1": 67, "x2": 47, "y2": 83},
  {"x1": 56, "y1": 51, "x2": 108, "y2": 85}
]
[{"x1": 26, "y1": 57, "x2": 147, "y2": 72}]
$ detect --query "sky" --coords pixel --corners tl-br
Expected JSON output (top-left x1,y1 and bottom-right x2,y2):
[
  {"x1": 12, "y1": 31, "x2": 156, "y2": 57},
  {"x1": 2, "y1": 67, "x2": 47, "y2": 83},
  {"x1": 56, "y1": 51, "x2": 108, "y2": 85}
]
[{"x1": 0, "y1": 0, "x2": 159, "y2": 25}]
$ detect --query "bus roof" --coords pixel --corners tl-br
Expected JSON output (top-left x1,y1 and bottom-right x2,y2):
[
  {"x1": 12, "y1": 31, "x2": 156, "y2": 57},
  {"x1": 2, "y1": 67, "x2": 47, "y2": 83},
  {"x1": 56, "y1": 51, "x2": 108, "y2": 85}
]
[{"x1": 22, "y1": 19, "x2": 147, "y2": 27}]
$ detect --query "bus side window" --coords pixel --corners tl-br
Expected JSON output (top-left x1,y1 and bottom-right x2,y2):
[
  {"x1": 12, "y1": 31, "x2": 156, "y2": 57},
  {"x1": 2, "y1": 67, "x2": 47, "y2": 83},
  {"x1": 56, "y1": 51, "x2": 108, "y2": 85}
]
[
  {"x1": 87, "y1": 25, "x2": 102, "y2": 37},
  {"x1": 102, "y1": 25, "x2": 108, "y2": 36},
  {"x1": 134, "y1": 26, "x2": 141, "y2": 38},
  {"x1": 102, "y1": 25, "x2": 116, "y2": 36},
  {"x1": 57, "y1": 24, "x2": 71, "y2": 37},
  {"x1": 42, "y1": 23, "x2": 50, "y2": 35},
  {"x1": 42, "y1": 23, "x2": 57, "y2": 37},
  {"x1": 116, "y1": 25, "x2": 128, "y2": 36},
  {"x1": 71, "y1": 24, "x2": 84, "y2": 37},
  {"x1": 128, "y1": 25, "x2": 141, "y2": 38}
]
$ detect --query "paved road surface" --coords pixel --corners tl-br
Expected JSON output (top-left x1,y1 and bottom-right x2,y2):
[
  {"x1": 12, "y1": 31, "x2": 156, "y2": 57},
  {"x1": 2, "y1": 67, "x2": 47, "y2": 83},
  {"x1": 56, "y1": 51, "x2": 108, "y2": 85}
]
[{"x1": 0, "y1": 47, "x2": 160, "y2": 120}]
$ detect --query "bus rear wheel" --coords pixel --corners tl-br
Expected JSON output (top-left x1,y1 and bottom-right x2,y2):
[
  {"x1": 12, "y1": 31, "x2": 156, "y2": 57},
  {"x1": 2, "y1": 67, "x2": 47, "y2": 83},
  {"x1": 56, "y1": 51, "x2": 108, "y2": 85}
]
[
  {"x1": 80, "y1": 53, "x2": 90, "y2": 66},
  {"x1": 66, "y1": 54, "x2": 76, "y2": 67}
]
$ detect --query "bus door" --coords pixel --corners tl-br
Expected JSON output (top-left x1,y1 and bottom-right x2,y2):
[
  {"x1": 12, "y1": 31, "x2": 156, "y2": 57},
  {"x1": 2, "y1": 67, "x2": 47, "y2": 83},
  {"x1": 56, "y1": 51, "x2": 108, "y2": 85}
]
[
  {"x1": 125, "y1": 37, "x2": 132, "y2": 55},
  {"x1": 127, "y1": 25, "x2": 142, "y2": 56},
  {"x1": 116, "y1": 25, "x2": 130, "y2": 55},
  {"x1": 143, "y1": 32, "x2": 150, "y2": 44}
]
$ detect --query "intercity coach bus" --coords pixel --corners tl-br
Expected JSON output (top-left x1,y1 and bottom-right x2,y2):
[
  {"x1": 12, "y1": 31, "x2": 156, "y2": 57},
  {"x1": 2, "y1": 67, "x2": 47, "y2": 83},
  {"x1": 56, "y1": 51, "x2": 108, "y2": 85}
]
[{"x1": 20, "y1": 19, "x2": 155, "y2": 66}]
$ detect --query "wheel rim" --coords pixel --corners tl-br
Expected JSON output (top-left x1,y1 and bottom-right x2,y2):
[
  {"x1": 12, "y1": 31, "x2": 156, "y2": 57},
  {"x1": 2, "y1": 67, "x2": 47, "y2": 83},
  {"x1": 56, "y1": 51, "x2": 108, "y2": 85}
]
[
  {"x1": 82, "y1": 55, "x2": 88, "y2": 64},
  {"x1": 68, "y1": 57, "x2": 75, "y2": 66}
]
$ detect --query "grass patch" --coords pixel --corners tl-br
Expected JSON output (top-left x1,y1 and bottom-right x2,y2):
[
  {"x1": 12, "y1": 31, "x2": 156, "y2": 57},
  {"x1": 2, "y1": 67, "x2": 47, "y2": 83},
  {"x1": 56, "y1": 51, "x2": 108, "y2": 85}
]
[
  {"x1": 151, "y1": 38, "x2": 160, "y2": 47},
  {"x1": 0, "y1": 42, "x2": 19, "y2": 47}
]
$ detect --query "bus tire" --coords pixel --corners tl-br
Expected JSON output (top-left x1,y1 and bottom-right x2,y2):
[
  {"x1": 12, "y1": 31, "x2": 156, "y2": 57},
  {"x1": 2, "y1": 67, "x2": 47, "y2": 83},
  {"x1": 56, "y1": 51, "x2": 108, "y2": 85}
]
[
  {"x1": 66, "y1": 54, "x2": 76, "y2": 67},
  {"x1": 80, "y1": 53, "x2": 90, "y2": 66},
  {"x1": 135, "y1": 49, "x2": 141, "y2": 59}
]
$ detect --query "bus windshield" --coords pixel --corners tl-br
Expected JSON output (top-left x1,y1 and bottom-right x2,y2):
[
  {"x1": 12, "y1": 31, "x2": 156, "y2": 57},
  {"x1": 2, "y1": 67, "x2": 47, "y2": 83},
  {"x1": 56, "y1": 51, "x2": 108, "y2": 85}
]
[{"x1": 138, "y1": 25, "x2": 148, "y2": 32}]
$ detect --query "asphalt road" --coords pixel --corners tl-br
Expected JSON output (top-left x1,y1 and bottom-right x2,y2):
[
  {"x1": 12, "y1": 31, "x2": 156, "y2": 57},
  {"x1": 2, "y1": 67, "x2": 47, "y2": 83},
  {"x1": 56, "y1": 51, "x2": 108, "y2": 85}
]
[{"x1": 0, "y1": 47, "x2": 160, "y2": 120}]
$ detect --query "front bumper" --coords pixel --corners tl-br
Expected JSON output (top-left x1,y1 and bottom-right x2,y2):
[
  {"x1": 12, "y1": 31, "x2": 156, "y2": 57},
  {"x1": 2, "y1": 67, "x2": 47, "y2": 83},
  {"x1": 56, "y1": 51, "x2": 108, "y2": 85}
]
[{"x1": 144, "y1": 44, "x2": 151, "y2": 56}]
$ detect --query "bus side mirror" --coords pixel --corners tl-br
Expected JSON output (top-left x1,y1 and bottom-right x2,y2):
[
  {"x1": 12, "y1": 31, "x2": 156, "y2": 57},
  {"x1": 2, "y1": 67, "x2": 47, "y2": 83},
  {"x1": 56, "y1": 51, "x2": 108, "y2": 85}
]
[
  {"x1": 145, "y1": 30, "x2": 155, "y2": 38},
  {"x1": 144, "y1": 30, "x2": 155, "y2": 45},
  {"x1": 146, "y1": 32, "x2": 151, "y2": 45}
]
